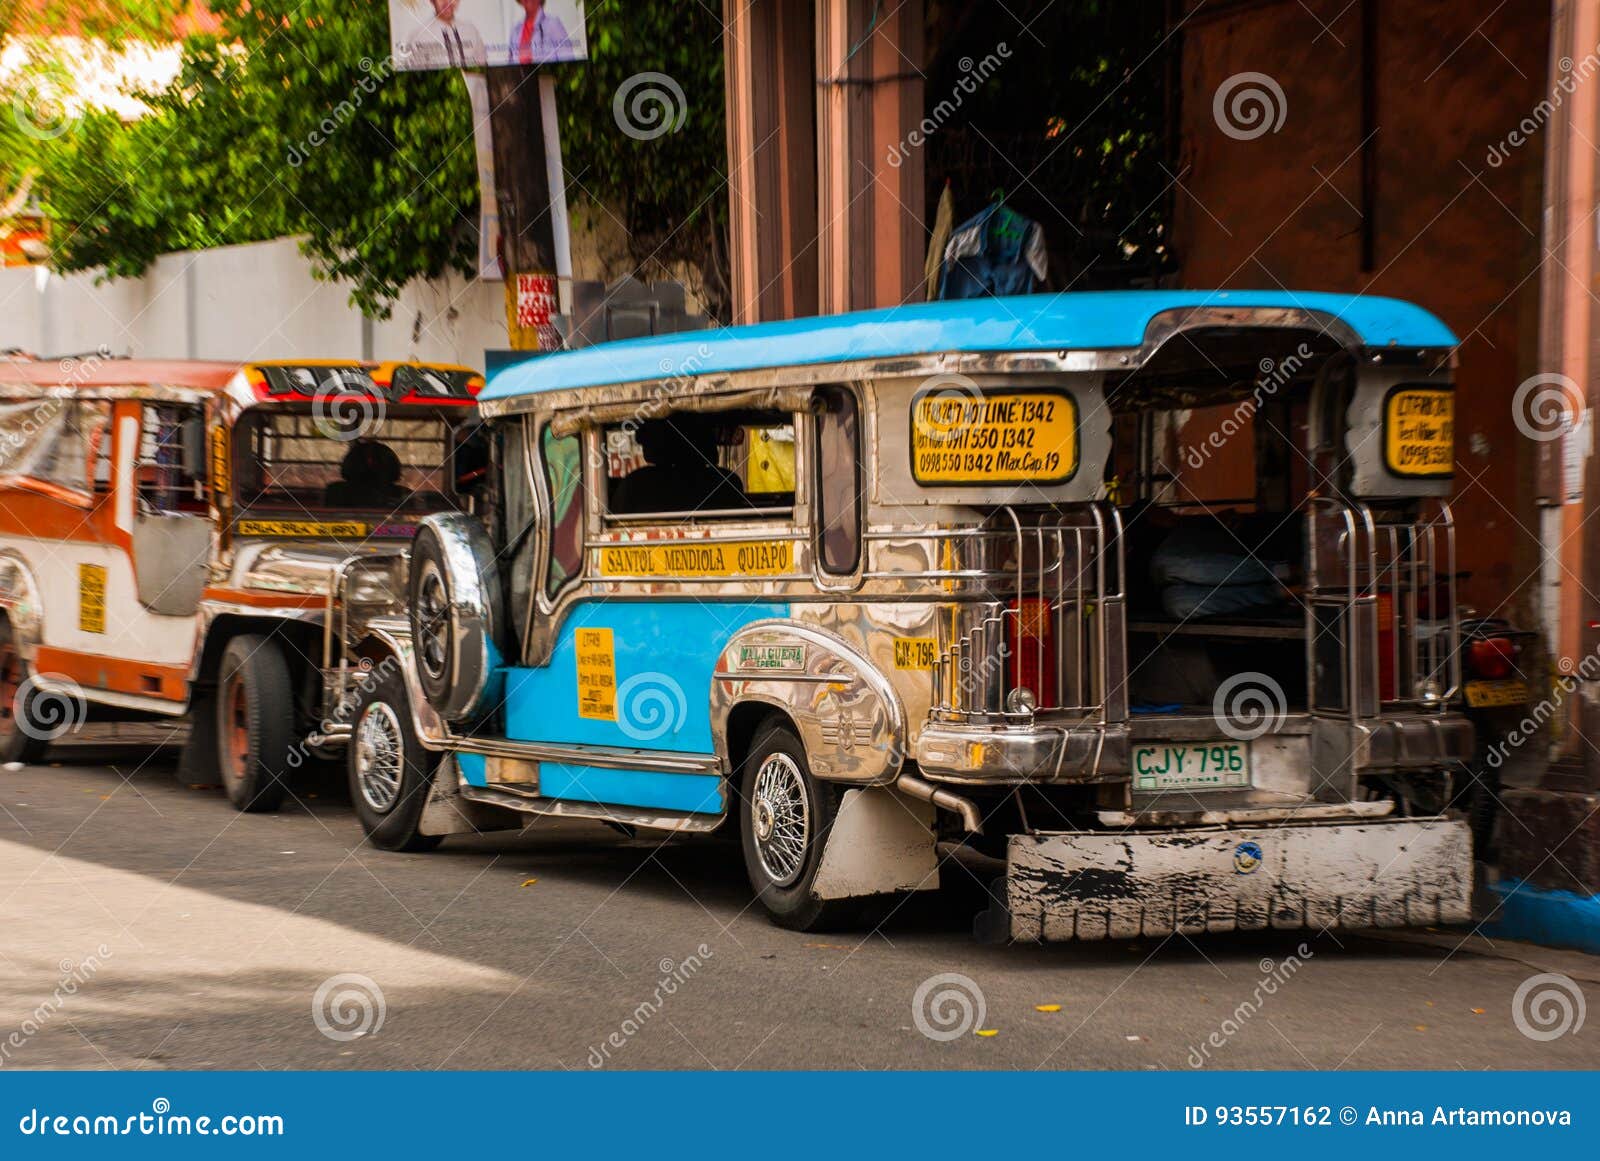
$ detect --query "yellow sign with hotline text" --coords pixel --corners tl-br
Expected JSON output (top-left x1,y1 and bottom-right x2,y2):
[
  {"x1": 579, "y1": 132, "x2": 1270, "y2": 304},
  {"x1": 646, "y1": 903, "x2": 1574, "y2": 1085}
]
[
  {"x1": 911, "y1": 388, "x2": 1078, "y2": 485},
  {"x1": 1384, "y1": 388, "x2": 1453, "y2": 478}
]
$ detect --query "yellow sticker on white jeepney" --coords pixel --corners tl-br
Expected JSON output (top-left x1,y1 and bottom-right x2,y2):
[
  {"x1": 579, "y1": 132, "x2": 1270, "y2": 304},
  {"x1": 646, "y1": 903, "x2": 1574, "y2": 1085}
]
[
  {"x1": 893, "y1": 637, "x2": 936, "y2": 670},
  {"x1": 597, "y1": 540, "x2": 794, "y2": 578},
  {"x1": 1384, "y1": 387, "x2": 1453, "y2": 478},
  {"x1": 911, "y1": 388, "x2": 1078, "y2": 485},
  {"x1": 237, "y1": 520, "x2": 371, "y2": 538},
  {"x1": 574, "y1": 627, "x2": 617, "y2": 721},
  {"x1": 78, "y1": 564, "x2": 106, "y2": 634}
]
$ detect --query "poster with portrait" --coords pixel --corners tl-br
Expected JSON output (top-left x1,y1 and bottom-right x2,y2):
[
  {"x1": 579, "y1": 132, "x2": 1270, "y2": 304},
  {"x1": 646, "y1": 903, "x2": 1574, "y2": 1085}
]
[{"x1": 388, "y1": 0, "x2": 587, "y2": 71}]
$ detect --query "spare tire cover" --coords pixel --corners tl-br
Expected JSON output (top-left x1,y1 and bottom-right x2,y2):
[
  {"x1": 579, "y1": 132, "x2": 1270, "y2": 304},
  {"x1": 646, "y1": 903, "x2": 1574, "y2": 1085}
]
[{"x1": 409, "y1": 513, "x2": 504, "y2": 723}]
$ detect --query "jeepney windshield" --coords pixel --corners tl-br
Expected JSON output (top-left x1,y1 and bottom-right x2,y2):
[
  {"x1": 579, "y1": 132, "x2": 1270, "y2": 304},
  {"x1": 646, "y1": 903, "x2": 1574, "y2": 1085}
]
[{"x1": 233, "y1": 407, "x2": 464, "y2": 519}]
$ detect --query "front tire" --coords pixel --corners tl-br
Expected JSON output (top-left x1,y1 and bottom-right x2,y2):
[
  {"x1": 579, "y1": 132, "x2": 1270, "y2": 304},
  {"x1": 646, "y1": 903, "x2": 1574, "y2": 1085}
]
[
  {"x1": 0, "y1": 620, "x2": 51, "y2": 765},
  {"x1": 216, "y1": 634, "x2": 294, "y2": 812},
  {"x1": 348, "y1": 666, "x2": 442, "y2": 852},
  {"x1": 738, "y1": 720, "x2": 860, "y2": 932}
]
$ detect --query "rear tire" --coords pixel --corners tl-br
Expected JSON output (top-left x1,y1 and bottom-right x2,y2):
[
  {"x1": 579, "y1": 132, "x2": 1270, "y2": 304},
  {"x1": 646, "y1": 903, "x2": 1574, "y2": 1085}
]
[
  {"x1": 0, "y1": 620, "x2": 51, "y2": 765},
  {"x1": 738, "y1": 720, "x2": 861, "y2": 932},
  {"x1": 348, "y1": 666, "x2": 442, "y2": 852},
  {"x1": 215, "y1": 635, "x2": 294, "y2": 812}
]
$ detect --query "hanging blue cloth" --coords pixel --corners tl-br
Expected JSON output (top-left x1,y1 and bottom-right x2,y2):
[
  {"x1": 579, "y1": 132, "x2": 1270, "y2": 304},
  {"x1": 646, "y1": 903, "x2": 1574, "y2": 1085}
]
[{"x1": 937, "y1": 201, "x2": 1048, "y2": 300}]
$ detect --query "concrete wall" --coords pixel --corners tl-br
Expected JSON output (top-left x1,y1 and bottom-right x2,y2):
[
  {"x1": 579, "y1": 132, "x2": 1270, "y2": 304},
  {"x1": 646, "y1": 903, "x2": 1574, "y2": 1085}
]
[
  {"x1": 1173, "y1": 0, "x2": 1550, "y2": 617},
  {"x1": 0, "y1": 236, "x2": 508, "y2": 369}
]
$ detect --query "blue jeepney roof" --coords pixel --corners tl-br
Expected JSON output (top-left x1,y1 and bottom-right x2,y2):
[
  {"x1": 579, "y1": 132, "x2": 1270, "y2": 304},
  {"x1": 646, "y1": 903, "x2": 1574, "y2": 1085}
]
[{"x1": 481, "y1": 290, "x2": 1456, "y2": 401}]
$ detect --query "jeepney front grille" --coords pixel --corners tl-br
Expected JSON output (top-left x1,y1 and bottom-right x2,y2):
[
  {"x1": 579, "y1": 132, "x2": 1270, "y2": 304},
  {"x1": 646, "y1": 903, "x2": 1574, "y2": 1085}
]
[
  {"x1": 928, "y1": 504, "x2": 1126, "y2": 724},
  {"x1": 1308, "y1": 496, "x2": 1459, "y2": 717}
]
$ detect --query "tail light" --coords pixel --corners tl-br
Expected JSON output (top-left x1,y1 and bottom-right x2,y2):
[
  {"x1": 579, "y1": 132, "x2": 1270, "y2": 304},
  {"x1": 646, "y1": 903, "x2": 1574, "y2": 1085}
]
[
  {"x1": 1376, "y1": 591, "x2": 1396, "y2": 703},
  {"x1": 1008, "y1": 597, "x2": 1057, "y2": 711},
  {"x1": 1467, "y1": 636, "x2": 1517, "y2": 680}
]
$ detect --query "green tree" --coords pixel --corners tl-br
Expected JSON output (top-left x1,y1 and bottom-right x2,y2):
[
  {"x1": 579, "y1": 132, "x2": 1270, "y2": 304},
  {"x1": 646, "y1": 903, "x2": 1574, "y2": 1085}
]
[
  {"x1": 3, "y1": 0, "x2": 190, "y2": 240},
  {"x1": 34, "y1": 0, "x2": 730, "y2": 319},
  {"x1": 38, "y1": 0, "x2": 478, "y2": 317}
]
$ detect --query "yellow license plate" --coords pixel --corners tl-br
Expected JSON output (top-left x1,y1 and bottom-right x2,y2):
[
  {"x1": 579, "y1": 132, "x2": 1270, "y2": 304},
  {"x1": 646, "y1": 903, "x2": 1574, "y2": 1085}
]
[{"x1": 1465, "y1": 679, "x2": 1530, "y2": 708}]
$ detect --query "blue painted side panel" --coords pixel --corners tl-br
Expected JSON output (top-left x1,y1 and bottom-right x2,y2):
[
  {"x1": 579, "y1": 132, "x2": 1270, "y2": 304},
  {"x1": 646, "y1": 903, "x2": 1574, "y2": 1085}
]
[
  {"x1": 1483, "y1": 878, "x2": 1600, "y2": 955},
  {"x1": 538, "y1": 764, "x2": 724, "y2": 813},
  {"x1": 456, "y1": 752, "x2": 487, "y2": 786},
  {"x1": 482, "y1": 291, "x2": 1457, "y2": 400},
  {"x1": 502, "y1": 600, "x2": 784, "y2": 754}
]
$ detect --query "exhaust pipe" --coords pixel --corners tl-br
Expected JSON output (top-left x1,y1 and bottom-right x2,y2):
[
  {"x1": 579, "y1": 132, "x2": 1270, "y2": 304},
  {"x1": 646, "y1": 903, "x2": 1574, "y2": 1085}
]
[{"x1": 896, "y1": 771, "x2": 983, "y2": 834}]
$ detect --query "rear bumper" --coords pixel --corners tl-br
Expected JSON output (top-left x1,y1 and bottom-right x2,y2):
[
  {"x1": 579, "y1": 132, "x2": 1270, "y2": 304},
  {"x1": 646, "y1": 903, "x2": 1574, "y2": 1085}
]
[{"x1": 988, "y1": 817, "x2": 1472, "y2": 941}]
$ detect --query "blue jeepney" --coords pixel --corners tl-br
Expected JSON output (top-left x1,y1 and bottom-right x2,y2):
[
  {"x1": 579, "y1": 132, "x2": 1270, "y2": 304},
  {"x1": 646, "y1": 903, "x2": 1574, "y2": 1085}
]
[{"x1": 343, "y1": 291, "x2": 1477, "y2": 940}]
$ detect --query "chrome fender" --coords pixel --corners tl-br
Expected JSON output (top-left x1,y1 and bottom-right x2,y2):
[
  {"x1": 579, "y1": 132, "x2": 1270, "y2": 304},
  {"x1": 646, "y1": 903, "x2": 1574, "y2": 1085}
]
[
  {"x1": 0, "y1": 551, "x2": 45, "y2": 659},
  {"x1": 711, "y1": 621, "x2": 905, "y2": 784},
  {"x1": 353, "y1": 619, "x2": 447, "y2": 746}
]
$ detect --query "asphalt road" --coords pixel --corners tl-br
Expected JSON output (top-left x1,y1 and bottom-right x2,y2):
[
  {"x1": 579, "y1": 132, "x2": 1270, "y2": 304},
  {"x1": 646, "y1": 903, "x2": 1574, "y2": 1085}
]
[{"x1": 1, "y1": 737, "x2": 1597, "y2": 1071}]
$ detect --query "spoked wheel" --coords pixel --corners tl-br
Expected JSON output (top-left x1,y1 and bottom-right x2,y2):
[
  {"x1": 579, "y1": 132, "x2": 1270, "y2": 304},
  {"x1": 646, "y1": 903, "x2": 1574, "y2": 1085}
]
[
  {"x1": 750, "y1": 753, "x2": 811, "y2": 888},
  {"x1": 354, "y1": 700, "x2": 404, "y2": 814},
  {"x1": 347, "y1": 665, "x2": 441, "y2": 852},
  {"x1": 214, "y1": 635, "x2": 293, "y2": 812},
  {"x1": 0, "y1": 621, "x2": 48, "y2": 765},
  {"x1": 738, "y1": 719, "x2": 861, "y2": 932}
]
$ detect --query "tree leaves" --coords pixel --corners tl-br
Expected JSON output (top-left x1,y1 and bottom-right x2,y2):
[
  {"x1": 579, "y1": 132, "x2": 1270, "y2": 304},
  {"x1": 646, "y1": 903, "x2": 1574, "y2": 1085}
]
[
  {"x1": 36, "y1": 0, "x2": 476, "y2": 317},
  {"x1": 32, "y1": 0, "x2": 728, "y2": 319}
]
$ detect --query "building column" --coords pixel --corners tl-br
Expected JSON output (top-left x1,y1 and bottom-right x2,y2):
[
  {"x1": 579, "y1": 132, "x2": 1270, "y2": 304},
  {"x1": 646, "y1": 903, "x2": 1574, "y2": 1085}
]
[
  {"x1": 723, "y1": 0, "x2": 819, "y2": 324},
  {"x1": 1536, "y1": 0, "x2": 1600, "y2": 777},
  {"x1": 815, "y1": 0, "x2": 926, "y2": 313}
]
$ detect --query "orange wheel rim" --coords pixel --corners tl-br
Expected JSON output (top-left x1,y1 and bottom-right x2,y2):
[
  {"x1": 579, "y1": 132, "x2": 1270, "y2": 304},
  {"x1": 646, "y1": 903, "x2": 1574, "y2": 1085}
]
[{"x1": 225, "y1": 677, "x2": 250, "y2": 779}]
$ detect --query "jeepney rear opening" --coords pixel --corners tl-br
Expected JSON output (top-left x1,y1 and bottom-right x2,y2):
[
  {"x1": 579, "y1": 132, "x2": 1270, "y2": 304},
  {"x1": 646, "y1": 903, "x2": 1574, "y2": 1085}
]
[{"x1": 908, "y1": 323, "x2": 1470, "y2": 855}]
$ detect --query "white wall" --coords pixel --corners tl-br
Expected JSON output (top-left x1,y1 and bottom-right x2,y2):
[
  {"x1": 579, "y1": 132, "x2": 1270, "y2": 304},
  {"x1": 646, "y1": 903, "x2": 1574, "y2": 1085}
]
[{"x1": 0, "y1": 237, "x2": 507, "y2": 369}]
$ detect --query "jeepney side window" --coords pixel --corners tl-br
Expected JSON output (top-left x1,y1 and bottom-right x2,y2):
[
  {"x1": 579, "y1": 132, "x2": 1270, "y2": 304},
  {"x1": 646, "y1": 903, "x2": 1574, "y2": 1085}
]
[
  {"x1": 30, "y1": 400, "x2": 110, "y2": 495},
  {"x1": 542, "y1": 423, "x2": 584, "y2": 596},
  {"x1": 604, "y1": 409, "x2": 796, "y2": 519},
  {"x1": 814, "y1": 386, "x2": 860, "y2": 574},
  {"x1": 136, "y1": 404, "x2": 208, "y2": 513}
]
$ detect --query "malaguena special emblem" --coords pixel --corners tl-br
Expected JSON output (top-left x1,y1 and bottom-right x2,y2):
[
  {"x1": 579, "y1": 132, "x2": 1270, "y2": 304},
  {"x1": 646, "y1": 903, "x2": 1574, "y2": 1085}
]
[{"x1": 1232, "y1": 841, "x2": 1263, "y2": 875}]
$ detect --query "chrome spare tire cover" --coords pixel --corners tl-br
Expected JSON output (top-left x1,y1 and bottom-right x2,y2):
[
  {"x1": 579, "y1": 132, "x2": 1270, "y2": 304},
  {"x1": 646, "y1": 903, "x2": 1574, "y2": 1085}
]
[{"x1": 409, "y1": 513, "x2": 504, "y2": 723}]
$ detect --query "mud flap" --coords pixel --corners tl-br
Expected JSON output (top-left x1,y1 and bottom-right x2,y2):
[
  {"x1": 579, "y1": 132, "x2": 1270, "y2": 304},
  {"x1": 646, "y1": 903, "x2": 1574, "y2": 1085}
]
[
  {"x1": 811, "y1": 786, "x2": 939, "y2": 901},
  {"x1": 418, "y1": 756, "x2": 522, "y2": 837},
  {"x1": 175, "y1": 686, "x2": 219, "y2": 786},
  {"x1": 1003, "y1": 818, "x2": 1472, "y2": 941}
]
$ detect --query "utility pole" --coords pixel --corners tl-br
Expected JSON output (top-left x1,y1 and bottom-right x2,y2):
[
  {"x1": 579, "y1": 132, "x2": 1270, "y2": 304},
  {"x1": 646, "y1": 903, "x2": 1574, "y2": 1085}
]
[{"x1": 485, "y1": 67, "x2": 570, "y2": 351}]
